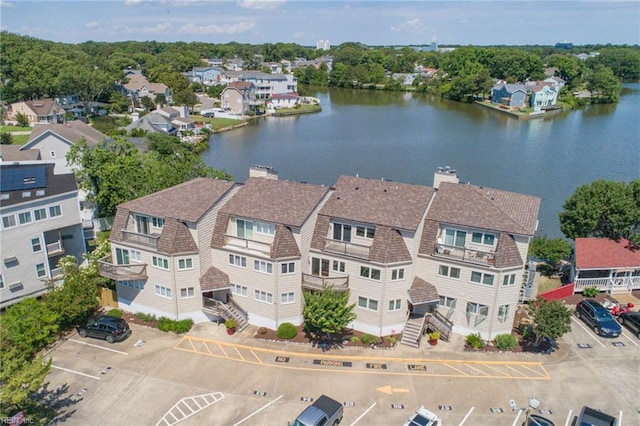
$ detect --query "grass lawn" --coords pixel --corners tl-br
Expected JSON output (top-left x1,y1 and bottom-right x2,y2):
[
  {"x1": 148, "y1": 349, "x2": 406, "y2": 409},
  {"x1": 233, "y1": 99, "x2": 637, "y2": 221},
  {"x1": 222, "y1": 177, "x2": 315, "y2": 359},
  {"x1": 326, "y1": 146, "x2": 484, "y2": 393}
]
[
  {"x1": 0, "y1": 125, "x2": 32, "y2": 132},
  {"x1": 199, "y1": 117, "x2": 247, "y2": 130},
  {"x1": 537, "y1": 274, "x2": 562, "y2": 294}
]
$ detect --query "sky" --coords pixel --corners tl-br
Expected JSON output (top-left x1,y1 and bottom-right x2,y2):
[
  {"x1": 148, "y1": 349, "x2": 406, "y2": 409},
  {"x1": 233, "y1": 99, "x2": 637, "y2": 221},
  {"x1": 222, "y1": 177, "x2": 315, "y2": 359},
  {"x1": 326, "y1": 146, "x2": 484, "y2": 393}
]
[{"x1": 1, "y1": 0, "x2": 639, "y2": 47}]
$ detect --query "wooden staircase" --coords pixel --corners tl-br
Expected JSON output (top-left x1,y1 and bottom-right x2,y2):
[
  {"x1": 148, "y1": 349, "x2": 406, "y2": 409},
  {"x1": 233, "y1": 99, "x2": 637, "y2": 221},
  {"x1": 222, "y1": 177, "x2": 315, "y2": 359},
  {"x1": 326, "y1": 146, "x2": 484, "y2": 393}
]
[
  {"x1": 202, "y1": 297, "x2": 249, "y2": 332},
  {"x1": 426, "y1": 310, "x2": 453, "y2": 342},
  {"x1": 400, "y1": 314, "x2": 427, "y2": 348}
]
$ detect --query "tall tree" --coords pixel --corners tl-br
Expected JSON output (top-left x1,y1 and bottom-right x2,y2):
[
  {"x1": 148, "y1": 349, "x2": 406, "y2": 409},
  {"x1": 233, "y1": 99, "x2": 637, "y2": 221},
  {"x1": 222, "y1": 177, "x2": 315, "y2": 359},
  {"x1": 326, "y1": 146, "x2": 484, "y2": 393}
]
[
  {"x1": 528, "y1": 297, "x2": 572, "y2": 346},
  {"x1": 586, "y1": 64, "x2": 622, "y2": 103},
  {"x1": 303, "y1": 287, "x2": 356, "y2": 340}
]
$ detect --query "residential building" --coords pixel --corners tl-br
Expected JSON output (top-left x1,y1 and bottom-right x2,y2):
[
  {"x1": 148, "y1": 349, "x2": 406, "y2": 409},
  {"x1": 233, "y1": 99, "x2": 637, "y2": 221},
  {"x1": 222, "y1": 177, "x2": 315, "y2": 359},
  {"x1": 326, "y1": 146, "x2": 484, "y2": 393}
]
[
  {"x1": 0, "y1": 145, "x2": 41, "y2": 163},
  {"x1": 121, "y1": 70, "x2": 171, "y2": 102},
  {"x1": 7, "y1": 98, "x2": 65, "y2": 125},
  {"x1": 100, "y1": 177, "x2": 239, "y2": 321},
  {"x1": 223, "y1": 71, "x2": 297, "y2": 100},
  {"x1": 267, "y1": 93, "x2": 301, "y2": 111},
  {"x1": 0, "y1": 163, "x2": 86, "y2": 309},
  {"x1": 187, "y1": 66, "x2": 225, "y2": 86},
  {"x1": 220, "y1": 82, "x2": 257, "y2": 115},
  {"x1": 491, "y1": 83, "x2": 527, "y2": 108},
  {"x1": 529, "y1": 83, "x2": 559, "y2": 113}
]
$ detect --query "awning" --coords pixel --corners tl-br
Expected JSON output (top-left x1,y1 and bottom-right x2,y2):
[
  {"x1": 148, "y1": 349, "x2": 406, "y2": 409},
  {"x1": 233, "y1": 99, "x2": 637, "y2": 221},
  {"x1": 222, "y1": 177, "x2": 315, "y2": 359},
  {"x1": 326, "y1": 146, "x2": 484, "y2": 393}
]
[
  {"x1": 407, "y1": 277, "x2": 439, "y2": 305},
  {"x1": 200, "y1": 266, "x2": 230, "y2": 291}
]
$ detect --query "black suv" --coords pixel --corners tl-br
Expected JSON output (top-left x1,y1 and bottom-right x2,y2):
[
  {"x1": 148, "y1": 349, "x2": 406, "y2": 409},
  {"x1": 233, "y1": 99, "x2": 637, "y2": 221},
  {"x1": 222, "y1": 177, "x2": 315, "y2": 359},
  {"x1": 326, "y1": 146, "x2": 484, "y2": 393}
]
[
  {"x1": 575, "y1": 299, "x2": 622, "y2": 337},
  {"x1": 77, "y1": 315, "x2": 131, "y2": 343}
]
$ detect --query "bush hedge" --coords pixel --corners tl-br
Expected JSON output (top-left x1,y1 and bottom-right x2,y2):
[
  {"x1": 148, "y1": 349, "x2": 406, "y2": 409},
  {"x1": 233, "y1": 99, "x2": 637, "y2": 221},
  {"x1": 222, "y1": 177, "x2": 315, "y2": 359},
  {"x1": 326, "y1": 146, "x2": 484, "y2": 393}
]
[
  {"x1": 494, "y1": 333, "x2": 518, "y2": 350},
  {"x1": 106, "y1": 309, "x2": 123, "y2": 318},
  {"x1": 276, "y1": 322, "x2": 297, "y2": 339},
  {"x1": 361, "y1": 333, "x2": 378, "y2": 345},
  {"x1": 466, "y1": 333, "x2": 484, "y2": 349},
  {"x1": 158, "y1": 317, "x2": 194, "y2": 334}
]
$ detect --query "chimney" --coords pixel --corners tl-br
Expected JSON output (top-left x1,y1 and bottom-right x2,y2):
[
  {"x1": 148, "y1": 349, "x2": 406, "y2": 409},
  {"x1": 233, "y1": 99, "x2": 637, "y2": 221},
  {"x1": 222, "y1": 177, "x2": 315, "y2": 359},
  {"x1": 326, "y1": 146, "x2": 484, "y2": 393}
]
[
  {"x1": 249, "y1": 165, "x2": 278, "y2": 180},
  {"x1": 433, "y1": 166, "x2": 459, "y2": 189}
]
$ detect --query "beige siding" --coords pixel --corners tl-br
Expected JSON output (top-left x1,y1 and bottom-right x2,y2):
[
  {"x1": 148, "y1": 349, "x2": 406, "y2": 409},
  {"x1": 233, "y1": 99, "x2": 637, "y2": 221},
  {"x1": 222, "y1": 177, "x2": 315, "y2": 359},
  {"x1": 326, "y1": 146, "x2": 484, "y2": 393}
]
[{"x1": 299, "y1": 190, "x2": 332, "y2": 266}]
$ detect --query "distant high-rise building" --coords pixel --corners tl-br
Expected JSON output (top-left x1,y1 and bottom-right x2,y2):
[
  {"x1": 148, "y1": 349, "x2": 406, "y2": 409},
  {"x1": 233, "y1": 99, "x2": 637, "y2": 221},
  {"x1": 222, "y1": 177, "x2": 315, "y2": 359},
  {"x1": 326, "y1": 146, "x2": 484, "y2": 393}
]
[
  {"x1": 430, "y1": 36, "x2": 438, "y2": 52},
  {"x1": 316, "y1": 40, "x2": 330, "y2": 51},
  {"x1": 555, "y1": 40, "x2": 573, "y2": 49}
]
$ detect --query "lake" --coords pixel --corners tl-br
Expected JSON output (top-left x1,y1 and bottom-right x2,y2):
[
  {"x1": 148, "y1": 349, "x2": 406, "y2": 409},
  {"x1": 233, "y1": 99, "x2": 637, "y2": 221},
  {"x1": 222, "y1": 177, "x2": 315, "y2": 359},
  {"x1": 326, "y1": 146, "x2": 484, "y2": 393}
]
[{"x1": 203, "y1": 84, "x2": 640, "y2": 238}]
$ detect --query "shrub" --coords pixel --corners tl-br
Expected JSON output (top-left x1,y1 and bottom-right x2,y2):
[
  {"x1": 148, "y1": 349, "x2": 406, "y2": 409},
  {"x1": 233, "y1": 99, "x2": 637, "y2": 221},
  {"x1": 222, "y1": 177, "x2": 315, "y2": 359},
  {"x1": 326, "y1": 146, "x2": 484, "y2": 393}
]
[
  {"x1": 224, "y1": 319, "x2": 236, "y2": 329},
  {"x1": 135, "y1": 312, "x2": 157, "y2": 323},
  {"x1": 276, "y1": 322, "x2": 297, "y2": 339},
  {"x1": 583, "y1": 287, "x2": 599, "y2": 298},
  {"x1": 387, "y1": 336, "x2": 397, "y2": 344},
  {"x1": 361, "y1": 333, "x2": 378, "y2": 345},
  {"x1": 106, "y1": 309, "x2": 122, "y2": 318},
  {"x1": 158, "y1": 317, "x2": 193, "y2": 334},
  {"x1": 466, "y1": 333, "x2": 484, "y2": 349},
  {"x1": 494, "y1": 333, "x2": 518, "y2": 350},
  {"x1": 350, "y1": 336, "x2": 360, "y2": 343}
]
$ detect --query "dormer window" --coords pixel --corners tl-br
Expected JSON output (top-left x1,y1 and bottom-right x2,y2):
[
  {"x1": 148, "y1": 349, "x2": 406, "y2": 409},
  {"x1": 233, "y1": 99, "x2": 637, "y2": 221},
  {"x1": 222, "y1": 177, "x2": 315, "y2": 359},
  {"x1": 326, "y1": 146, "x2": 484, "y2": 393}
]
[
  {"x1": 236, "y1": 219, "x2": 254, "y2": 239},
  {"x1": 444, "y1": 229, "x2": 466, "y2": 247},
  {"x1": 356, "y1": 225, "x2": 375, "y2": 239},
  {"x1": 333, "y1": 223, "x2": 351, "y2": 242},
  {"x1": 256, "y1": 221, "x2": 275, "y2": 235},
  {"x1": 472, "y1": 232, "x2": 495, "y2": 246},
  {"x1": 152, "y1": 217, "x2": 164, "y2": 229}
]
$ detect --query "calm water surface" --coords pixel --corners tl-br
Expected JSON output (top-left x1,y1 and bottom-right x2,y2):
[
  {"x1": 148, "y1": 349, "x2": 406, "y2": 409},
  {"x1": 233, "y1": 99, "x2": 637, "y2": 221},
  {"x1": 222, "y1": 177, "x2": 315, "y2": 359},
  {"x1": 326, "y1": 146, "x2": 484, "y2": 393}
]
[{"x1": 203, "y1": 84, "x2": 640, "y2": 238}]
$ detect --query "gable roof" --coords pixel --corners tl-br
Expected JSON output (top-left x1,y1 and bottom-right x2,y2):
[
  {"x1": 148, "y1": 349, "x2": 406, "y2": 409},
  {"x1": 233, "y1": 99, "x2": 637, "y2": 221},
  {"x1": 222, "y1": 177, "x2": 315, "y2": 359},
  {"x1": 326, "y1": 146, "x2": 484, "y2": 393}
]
[
  {"x1": 14, "y1": 98, "x2": 64, "y2": 117},
  {"x1": 220, "y1": 177, "x2": 330, "y2": 227},
  {"x1": 575, "y1": 237, "x2": 640, "y2": 269},
  {"x1": 0, "y1": 145, "x2": 41, "y2": 161},
  {"x1": 408, "y1": 276, "x2": 439, "y2": 304},
  {"x1": 319, "y1": 175, "x2": 434, "y2": 231},
  {"x1": 120, "y1": 178, "x2": 235, "y2": 223},
  {"x1": 24, "y1": 120, "x2": 108, "y2": 148}
]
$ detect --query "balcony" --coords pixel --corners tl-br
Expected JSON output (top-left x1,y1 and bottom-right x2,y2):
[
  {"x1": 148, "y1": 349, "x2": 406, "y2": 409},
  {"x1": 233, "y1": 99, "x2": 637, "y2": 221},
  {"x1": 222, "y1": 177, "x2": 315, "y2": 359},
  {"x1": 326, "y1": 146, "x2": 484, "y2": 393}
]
[
  {"x1": 50, "y1": 267, "x2": 64, "y2": 280},
  {"x1": 323, "y1": 238, "x2": 370, "y2": 260},
  {"x1": 434, "y1": 243, "x2": 495, "y2": 266},
  {"x1": 302, "y1": 273, "x2": 349, "y2": 292},
  {"x1": 121, "y1": 230, "x2": 160, "y2": 250},
  {"x1": 46, "y1": 240, "x2": 65, "y2": 257},
  {"x1": 98, "y1": 256, "x2": 148, "y2": 280},
  {"x1": 224, "y1": 235, "x2": 272, "y2": 255}
]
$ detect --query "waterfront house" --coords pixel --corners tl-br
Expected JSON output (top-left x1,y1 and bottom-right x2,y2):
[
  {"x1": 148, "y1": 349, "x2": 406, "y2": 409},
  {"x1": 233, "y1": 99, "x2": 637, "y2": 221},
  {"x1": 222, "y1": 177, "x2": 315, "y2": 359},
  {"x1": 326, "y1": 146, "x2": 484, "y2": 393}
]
[
  {"x1": 220, "y1": 82, "x2": 256, "y2": 115},
  {"x1": 267, "y1": 93, "x2": 301, "y2": 110},
  {"x1": 188, "y1": 66, "x2": 225, "y2": 86},
  {"x1": 491, "y1": 83, "x2": 527, "y2": 108},
  {"x1": 7, "y1": 98, "x2": 65, "y2": 125},
  {"x1": 1, "y1": 163, "x2": 86, "y2": 309},
  {"x1": 529, "y1": 83, "x2": 559, "y2": 113},
  {"x1": 222, "y1": 71, "x2": 297, "y2": 100},
  {"x1": 570, "y1": 237, "x2": 640, "y2": 295},
  {"x1": 121, "y1": 71, "x2": 171, "y2": 102}
]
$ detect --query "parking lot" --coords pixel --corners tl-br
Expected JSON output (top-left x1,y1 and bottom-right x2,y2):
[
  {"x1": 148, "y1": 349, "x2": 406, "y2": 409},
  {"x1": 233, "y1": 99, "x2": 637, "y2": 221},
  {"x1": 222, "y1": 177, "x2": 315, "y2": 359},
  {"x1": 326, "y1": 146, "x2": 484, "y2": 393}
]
[{"x1": 43, "y1": 316, "x2": 640, "y2": 426}]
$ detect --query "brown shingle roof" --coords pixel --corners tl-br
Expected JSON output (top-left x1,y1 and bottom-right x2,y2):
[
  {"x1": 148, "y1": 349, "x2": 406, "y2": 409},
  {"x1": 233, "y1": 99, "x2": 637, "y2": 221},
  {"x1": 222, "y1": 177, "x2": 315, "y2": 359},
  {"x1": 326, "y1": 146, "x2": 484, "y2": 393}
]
[
  {"x1": 494, "y1": 232, "x2": 524, "y2": 268},
  {"x1": 157, "y1": 218, "x2": 198, "y2": 255},
  {"x1": 27, "y1": 120, "x2": 108, "y2": 147},
  {"x1": 200, "y1": 266, "x2": 230, "y2": 291},
  {"x1": 319, "y1": 176, "x2": 434, "y2": 230},
  {"x1": 271, "y1": 225, "x2": 301, "y2": 259},
  {"x1": 220, "y1": 177, "x2": 330, "y2": 227},
  {"x1": 408, "y1": 276, "x2": 439, "y2": 304},
  {"x1": 120, "y1": 178, "x2": 235, "y2": 223},
  {"x1": 0, "y1": 145, "x2": 40, "y2": 161},
  {"x1": 24, "y1": 98, "x2": 64, "y2": 116},
  {"x1": 369, "y1": 226, "x2": 412, "y2": 263}
]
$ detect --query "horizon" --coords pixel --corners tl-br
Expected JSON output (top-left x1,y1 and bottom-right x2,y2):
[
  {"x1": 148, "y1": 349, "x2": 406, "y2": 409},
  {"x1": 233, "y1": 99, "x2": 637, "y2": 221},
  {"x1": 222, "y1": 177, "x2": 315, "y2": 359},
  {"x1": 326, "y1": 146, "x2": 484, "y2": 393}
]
[{"x1": 1, "y1": 1, "x2": 639, "y2": 47}]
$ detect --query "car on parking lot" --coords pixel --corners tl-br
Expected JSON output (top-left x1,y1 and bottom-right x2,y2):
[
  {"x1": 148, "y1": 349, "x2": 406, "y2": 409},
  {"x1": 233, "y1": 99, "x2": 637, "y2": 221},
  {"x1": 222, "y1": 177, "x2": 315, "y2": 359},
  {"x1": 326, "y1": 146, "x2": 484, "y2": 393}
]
[
  {"x1": 77, "y1": 315, "x2": 131, "y2": 343},
  {"x1": 201, "y1": 111, "x2": 215, "y2": 118},
  {"x1": 403, "y1": 406, "x2": 441, "y2": 426},
  {"x1": 575, "y1": 299, "x2": 622, "y2": 337},
  {"x1": 618, "y1": 311, "x2": 640, "y2": 338}
]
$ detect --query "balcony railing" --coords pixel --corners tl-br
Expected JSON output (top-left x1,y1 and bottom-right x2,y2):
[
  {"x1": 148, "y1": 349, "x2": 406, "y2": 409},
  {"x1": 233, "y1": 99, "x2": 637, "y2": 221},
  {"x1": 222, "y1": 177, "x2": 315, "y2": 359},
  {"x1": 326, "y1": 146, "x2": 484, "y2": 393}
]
[
  {"x1": 302, "y1": 273, "x2": 349, "y2": 292},
  {"x1": 46, "y1": 240, "x2": 65, "y2": 257},
  {"x1": 50, "y1": 267, "x2": 63, "y2": 280},
  {"x1": 98, "y1": 256, "x2": 148, "y2": 280},
  {"x1": 224, "y1": 235, "x2": 272, "y2": 254},
  {"x1": 434, "y1": 243, "x2": 495, "y2": 266},
  {"x1": 121, "y1": 230, "x2": 160, "y2": 249},
  {"x1": 574, "y1": 276, "x2": 640, "y2": 292},
  {"x1": 323, "y1": 239, "x2": 370, "y2": 260}
]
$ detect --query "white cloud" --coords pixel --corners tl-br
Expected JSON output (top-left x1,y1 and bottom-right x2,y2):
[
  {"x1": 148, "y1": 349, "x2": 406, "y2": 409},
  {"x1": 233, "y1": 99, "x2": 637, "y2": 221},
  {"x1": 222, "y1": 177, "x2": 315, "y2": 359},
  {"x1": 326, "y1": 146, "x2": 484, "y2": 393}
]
[
  {"x1": 124, "y1": 0, "x2": 144, "y2": 5},
  {"x1": 178, "y1": 21, "x2": 256, "y2": 35},
  {"x1": 116, "y1": 22, "x2": 172, "y2": 34},
  {"x1": 390, "y1": 18, "x2": 425, "y2": 34},
  {"x1": 0, "y1": 0, "x2": 15, "y2": 8},
  {"x1": 85, "y1": 21, "x2": 99, "y2": 29},
  {"x1": 237, "y1": 0, "x2": 285, "y2": 10}
]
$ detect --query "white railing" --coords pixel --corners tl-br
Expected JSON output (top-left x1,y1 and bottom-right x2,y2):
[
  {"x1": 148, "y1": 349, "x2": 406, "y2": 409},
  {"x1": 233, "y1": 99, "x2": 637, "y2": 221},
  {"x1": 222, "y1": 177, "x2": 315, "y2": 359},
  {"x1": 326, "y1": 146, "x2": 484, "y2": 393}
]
[
  {"x1": 434, "y1": 243, "x2": 495, "y2": 266},
  {"x1": 224, "y1": 235, "x2": 272, "y2": 254},
  {"x1": 121, "y1": 230, "x2": 160, "y2": 249},
  {"x1": 46, "y1": 240, "x2": 64, "y2": 256},
  {"x1": 323, "y1": 239, "x2": 370, "y2": 260},
  {"x1": 302, "y1": 273, "x2": 349, "y2": 291},
  {"x1": 98, "y1": 256, "x2": 148, "y2": 280},
  {"x1": 574, "y1": 276, "x2": 640, "y2": 292}
]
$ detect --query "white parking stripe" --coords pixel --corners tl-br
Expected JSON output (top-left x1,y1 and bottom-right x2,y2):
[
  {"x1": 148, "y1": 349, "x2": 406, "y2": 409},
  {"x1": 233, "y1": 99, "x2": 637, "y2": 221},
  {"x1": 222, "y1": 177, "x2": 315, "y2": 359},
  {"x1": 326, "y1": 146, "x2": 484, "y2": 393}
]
[
  {"x1": 458, "y1": 406, "x2": 474, "y2": 425},
  {"x1": 232, "y1": 394, "x2": 283, "y2": 426},
  {"x1": 69, "y1": 339, "x2": 129, "y2": 354},
  {"x1": 511, "y1": 409, "x2": 524, "y2": 426},
  {"x1": 350, "y1": 402, "x2": 376, "y2": 425},
  {"x1": 571, "y1": 317, "x2": 605, "y2": 347},
  {"x1": 564, "y1": 409, "x2": 573, "y2": 426},
  {"x1": 50, "y1": 364, "x2": 101, "y2": 380},
  {"x1": 620, "y1": 331, "x2": 639, "y2": 346},
  {"x1": 618, "y1": 410, "x2": 623, "y2": 425}
]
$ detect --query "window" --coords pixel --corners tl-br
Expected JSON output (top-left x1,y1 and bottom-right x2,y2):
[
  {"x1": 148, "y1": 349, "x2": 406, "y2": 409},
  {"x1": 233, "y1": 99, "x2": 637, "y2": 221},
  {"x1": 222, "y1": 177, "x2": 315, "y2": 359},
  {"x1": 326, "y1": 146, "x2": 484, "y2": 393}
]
[
  {"x1": 466, "y1": 302, "x2": 489, "y2": 326},
  {"x1": 498, "y1": 305, "x2": 510, "y2": 323},
  {"x1": 135, "y1": 215, "x2": 149, "y2": 234},
  {"x1": 120, "y1": 280, "x2": 144, "y2": 290},
  {"x1": 439, "y1": 296, "x2": 457, "y2": 309},
  {"x1": 281, "y1": 262, "x2": 295, "y2": 274},
  {"x1": 231, "y1": 284, "x2": 247, "y2": 297},
  {"x1": 256, "y1": 221, "x2": 275, "y2": 235},
  {"x1": 50, "y1": 150, "x2": 56, "y2": 158},
  {"x1": 503, "y1": 273, "x2": 517, "y2": 286},
  {"x1": 254, "y1": 290, "x2": 273, "y2": 304},
  {"x1": 281, "y1": 292, "x2": 295, "y2": 304},
  {"x1": 36, "y1": 263, "x2": 46, "y2": 278},
  {"x1": 333, "y1": 223, "x2": 351, "y2": 242},
  {"x1": 472, "y1": 232, "x2": 495, "y2": 246},
  {"x1": 152, "y1": 256, "x2": 169, "y2": 270},
  {"x1": 177, "y1": 258, "x2": 194, "y2": 270},
  {"x1": 438, "y1": 265, "x2": 461, "y2": 279},
  {"x1": 0, "y1": 194, "x2": 9, "y2": 200},
  {"x1": 0, "y1": 274, "x2": 4, "y2": 289},
  {"x1": 2, "y1": 215, "x2": 16, "y2": 228},
  {"x1": 391, "y1": 268, "x2": 405, "y2": 281},
  {"x1": 236, "y1": 219, "x2": 253, "y2": 239},
  {"x1": 444, "y1": 229, "x2": 466, "y2": 247},
  {"x1": 471, "y1": 271, "x2": 495, "y2": 286},
  {"x1": 31, "y1": 237, "x2": 42, "y2": 253},
  {"x1": 155, "y1": 284, "x2": 172, "y2": 298},
  {"x1": 356, "y1": 225, "x2": 375, "y2": 239},
  {"x1": 49, "y1": 205, "x2": 62, "y2": 217},
  {"x1": 332, "y1": 260, "x2": 345, "y2": 273},
  {"x1": 254, "y1": 260, "x2": 273, "y2": 274},
  {"x1": 22, "y1": 191, "x2": 32, "y2": 198},
  {"x1": 229, "y1": 254, "x2": 246, "y2": 267},
  {"x1": 180, "y1": 287, "x2": 195, "y2": 299},
  {"x1": 34, "y1": 208, "x2": 47, "y2": 221},
  {"x1": 130, "y1": 250, "x2": 142, "y2": 263},
  {"x1": 115, "y1": 248, "x2": 130, "y2": 265},
  {"x1": 358, "y1": 296, "x2": 378, "y2": 311},
  {"x1": 151, "y1": 217, "x2": 164, "y2": 228},
  {"x1": 388, "y1": 299, "x2": 402, "y2": 311},
  {"x1": 36, "y1": 190, "x2": 45, "y2": 196},
  {"x1": 360, "y1": 266, "x2": 381, "y2": 280},
  {"x1": 18, "y1": 212, "x2": 32, "y2": 225}
]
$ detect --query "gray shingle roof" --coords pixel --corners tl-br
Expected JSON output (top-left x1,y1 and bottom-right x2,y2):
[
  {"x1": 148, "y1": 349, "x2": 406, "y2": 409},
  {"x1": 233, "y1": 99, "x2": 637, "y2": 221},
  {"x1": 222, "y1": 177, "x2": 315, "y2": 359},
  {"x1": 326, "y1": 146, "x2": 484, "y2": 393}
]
[
  {"x1": 200, "y1": 266, "x2": 230, "y2": 291},
  {"x1": 0, "y1": 145, "x2": 40, "y2": 161},
  {"x1": 408, "y1": 276, "x2": 439, "y2": 304},
  {"x1": 27, "y1": 120, "x2": 108, "y2": 147}
]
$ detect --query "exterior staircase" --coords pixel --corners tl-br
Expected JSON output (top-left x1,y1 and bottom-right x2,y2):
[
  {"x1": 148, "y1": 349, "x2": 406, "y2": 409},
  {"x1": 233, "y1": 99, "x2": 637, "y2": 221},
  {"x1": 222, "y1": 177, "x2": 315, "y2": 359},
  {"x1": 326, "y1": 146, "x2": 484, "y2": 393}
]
[
  {"x1": 202, "y1": 297, "x2": 249, "y2": 332},
  {"x1": 426, "y1": 310, "x2": 453, "y2": 342},
  {"x1": 400, "y1": 314, "x2": 427, "y2": 348}
]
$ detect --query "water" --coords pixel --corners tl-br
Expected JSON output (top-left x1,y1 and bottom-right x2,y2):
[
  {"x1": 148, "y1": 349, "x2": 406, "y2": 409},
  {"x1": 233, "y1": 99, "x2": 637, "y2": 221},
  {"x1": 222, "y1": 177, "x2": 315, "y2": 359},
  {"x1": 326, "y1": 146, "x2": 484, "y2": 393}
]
[{"x1": 203, "y1": 85, "x2": 640, "y2": 238}]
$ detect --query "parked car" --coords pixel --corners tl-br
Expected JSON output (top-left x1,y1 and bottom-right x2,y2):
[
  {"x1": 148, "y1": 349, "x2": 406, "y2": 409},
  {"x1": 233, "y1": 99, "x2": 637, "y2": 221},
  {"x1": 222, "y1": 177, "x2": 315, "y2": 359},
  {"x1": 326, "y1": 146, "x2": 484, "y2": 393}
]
[
  {"x1": 77, "y1": 315, "x2": 131, "y2": 343},
  {"x1": 618, "y1": 311, "x2": 640, "y2": 338},
  {"x1": 403, "y1": 406, "x2": 442, "y2": 426},
  {"x1": 201, "y1": 111, "x2": 215, "y2": 118},
  {"x1": 575, "y1": 299, "x2": 622, "y2": 337}
]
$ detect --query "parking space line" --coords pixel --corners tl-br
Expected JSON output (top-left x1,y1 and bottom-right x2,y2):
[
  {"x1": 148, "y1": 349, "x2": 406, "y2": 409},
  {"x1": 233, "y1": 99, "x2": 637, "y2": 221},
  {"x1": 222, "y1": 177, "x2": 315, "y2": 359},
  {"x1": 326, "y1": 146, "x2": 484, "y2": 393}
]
[
  {"x1": 50, "y1": 364, "x2": 101, "y2": 380},
  {"x1": 231, "y1": 394, "x2": 283, "y2": 426},
  {"x1": 571, "y1": 318, "x2": 606, "y2": 347},
  {"x1": 249, "y1": 349, "x2": 264, "y2": 364},
  {"x1": 483, "y1": 364, "x2": 512, "y2": 377},
  {"x1": 69, "y1": 339, "x2": 129, "y2": 355},
  {"x1": 443, "y1": 362, "x2": 469, "y2": 376},
  {"x1": 233, "y1": 346, "x2": 245, "y2": 361},
  {"x1": 458, "y1": 406, "x2": 474, "y2": 425},
  {"x1": 621, "y1": 332, "x2": 639, "y2": 346},
  {"x1": 218, "y1": 343, "x2": 230, "y2": 358},
  {"x1": 350, "y1": 402, "x2": 376, "y2": 425},
  {"x1": 504, "y1": 365, "x2": 528, "y2": 377},
  {"x1": 520, "y1": 364, "x2": 550, "y2": 378},
  {"x1": 564, "y1": 409, "x2": 573, "y2": 426},
  {"x1": 511, "y1": 409, "x2": 524, "y2": 426},
  {"x1": 462, "y1": 364, "x2": 491, "y2": 376}
]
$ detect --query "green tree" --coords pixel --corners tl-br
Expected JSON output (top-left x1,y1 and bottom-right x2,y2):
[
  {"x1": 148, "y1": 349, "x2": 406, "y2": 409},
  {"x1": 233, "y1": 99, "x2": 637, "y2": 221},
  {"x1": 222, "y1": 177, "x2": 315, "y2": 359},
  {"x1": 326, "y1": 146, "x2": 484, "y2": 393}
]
[
  {"x1": 0, "y1": 351, "x2": 52, "y2": 421},
  {"x1": 528, "y1": 297, "x2": 572, "y2": 346},
  {"x1": 303, "y1": 287, "x2": 356, "y2": 340},
  {"x1": 586, "y1": 64, "x2": 622, "y2": 103},
  {"x1": 172, "y1": 89, "x2": 199, "y2": 112},
  {"x1": 559, "y1": 180, "x2": 640, "y2": 244},
  {"x1": 1, "y1": 132, "x2": 12, "y2": 144},
  {"x1": 15, "y1": 112, "x2": 29, "y2": 127},
  {"x1": 528, "y1": 236, "x2": 573, "y2": 268},
  {"x1": 0, "y1": 298, "x2": 60, "y2": 356}
]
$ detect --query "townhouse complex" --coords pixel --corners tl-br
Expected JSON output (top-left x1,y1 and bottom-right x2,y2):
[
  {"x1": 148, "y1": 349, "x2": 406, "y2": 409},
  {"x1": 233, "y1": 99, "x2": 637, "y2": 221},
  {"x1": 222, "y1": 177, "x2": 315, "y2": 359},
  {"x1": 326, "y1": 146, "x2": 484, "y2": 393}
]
[{"x1": 99, "y1": 166, "x2": 540, "y2": 341}]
